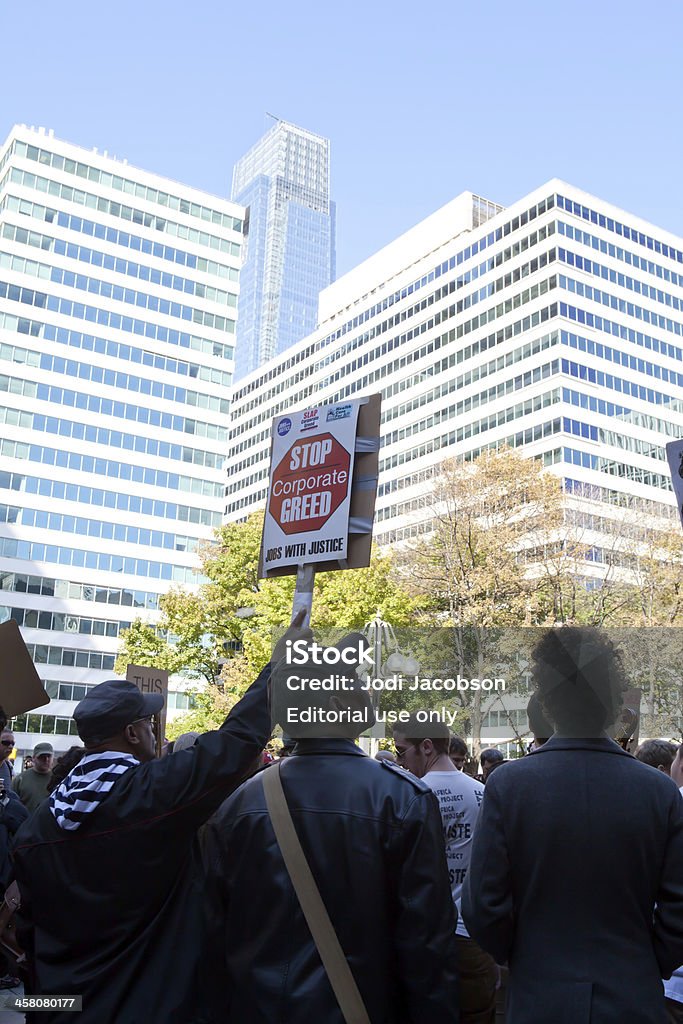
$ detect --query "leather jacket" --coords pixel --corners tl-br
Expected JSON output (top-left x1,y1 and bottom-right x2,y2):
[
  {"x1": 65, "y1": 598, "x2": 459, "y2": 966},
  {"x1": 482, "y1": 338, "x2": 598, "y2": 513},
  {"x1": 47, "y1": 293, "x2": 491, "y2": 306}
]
[{"x1": 202, "y1": 738, "x2": 459, "y2": 1023}]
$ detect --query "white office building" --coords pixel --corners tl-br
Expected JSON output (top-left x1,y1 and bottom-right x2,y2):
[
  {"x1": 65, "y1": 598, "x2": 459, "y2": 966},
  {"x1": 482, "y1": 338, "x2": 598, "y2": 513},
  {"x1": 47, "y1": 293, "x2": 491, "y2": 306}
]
[
  {"x1": 0, "y1": 125, "x2": 245, "y2": 759},
  {"x1": 226, "y1": 180, "x2": 682, "y2": 563}
]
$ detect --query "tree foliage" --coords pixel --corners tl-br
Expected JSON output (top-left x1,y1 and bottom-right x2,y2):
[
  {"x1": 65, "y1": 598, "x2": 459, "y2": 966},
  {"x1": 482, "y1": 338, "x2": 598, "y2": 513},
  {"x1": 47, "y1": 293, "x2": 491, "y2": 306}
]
[{"x1": 116, "y1": 512, "x2": 423, "y2": 733}]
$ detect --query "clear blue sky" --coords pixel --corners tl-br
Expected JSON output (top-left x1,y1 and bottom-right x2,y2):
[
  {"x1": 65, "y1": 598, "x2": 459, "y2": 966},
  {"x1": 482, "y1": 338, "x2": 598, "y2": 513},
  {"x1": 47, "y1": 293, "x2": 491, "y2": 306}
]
[{"x1": 2, "y1": 0, "x2": 682, "y2": 277}]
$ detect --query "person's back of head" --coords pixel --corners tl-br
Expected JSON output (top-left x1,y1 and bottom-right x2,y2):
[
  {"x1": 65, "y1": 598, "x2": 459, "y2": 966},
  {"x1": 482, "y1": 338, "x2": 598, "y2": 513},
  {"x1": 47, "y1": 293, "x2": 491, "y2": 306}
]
[
  {"x1": 173, "y1": 731, "x2": 200, "y2": 753},
  {"x1": 634, "y1": 739, "x2": 678, "y2": 773},
  {"x1": 531, "y1": 627, "x2": 626, "y2": 737},
  {"x1": 449, "y1": 735, "x2": 468, "y2": 770},
  {"x1": 526, "y1": 693, "x2": 552, "y2": 746},
  {"x1": 480, "y1": 747, "x2": 504, "y2": 767}
]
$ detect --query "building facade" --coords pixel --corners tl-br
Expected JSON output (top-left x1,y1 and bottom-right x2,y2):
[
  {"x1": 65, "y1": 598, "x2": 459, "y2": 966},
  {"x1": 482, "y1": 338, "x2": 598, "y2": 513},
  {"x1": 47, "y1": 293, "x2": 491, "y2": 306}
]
[
  {"x1": 226, "y1": 181, "x2": 682, "y2": 569},
  {"x1": 231, "y1": 119, "x2": 335, "y2": 381},
  {"x1": 0, "y1": 124, "x2": 245, "y2": 759}
]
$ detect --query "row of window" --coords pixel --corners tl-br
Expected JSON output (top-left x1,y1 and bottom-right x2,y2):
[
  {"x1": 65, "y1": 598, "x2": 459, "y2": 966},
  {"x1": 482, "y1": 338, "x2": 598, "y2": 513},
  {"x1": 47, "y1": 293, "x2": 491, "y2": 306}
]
[
  {"x1": 234, "y1": 194, "x2": 557, "y2": 404},
  {"x1": 0, "y1": 196, "x2": 239, "y2": 280},
  {"x1": 0, "y1": 535, "x2": 203, "y2": 584},
  {"x1": 1, "y1": 222, "x2": 238, "y2": 306},
  {"x1": 482, "y1": 709, "x2": 528, "y2": 728},
  {"x1": 0, "y1": 471, "x2": 221, "y2": 527},
  {"x1": 560, "y1": 275, "x2": 683, "y2": 339},
  {"x1": 384, "y1": 329, "x2": 559, "y2": 426},
  {"x1": 0, "y1": 369, "x2": 228, "y2": 424},
  {"x1": 1, "y1": 247, "x2": 236, "y2": 320},
  {"x1": 14, "y1": 139, "x2": 243, "y2": 232},
  {"x1": 24, "y1": 643, "x2": 116, "y2": 671},
  {"x1": 383, "y1": 367, "x2": 559, "y2": 449},
  {"x1": 556, "y1": 194, "x2": 683, "y2": 265},
  {"x1": 562, "y1": 418, "x2": 665, "y2": 462},
  {"x1": 561, "y1": 357, "x2": 682, "y2": 413},
  {"x1": 561, "y1": 302, "x2": 682, "y2": 374},
  {"x1": 2, "y1": 605, "x2": 128, "y2": 638},
  {"x1": 560, "y1": 247, "x2": 683, "y2": 316},
  {"x1": 3, "y1": 167, "x2": 242, "y2": 256},
  {"x1": 558, "y1": 221, "x2": 683, "y2": 290},
  {"x1": 0, "y1": 571, "x2": 162, "y2": 610},
  {"x1": 563, "y1": 448, "x2": 672, "y2": 490},
  {"x1": 561, "y1": 387, "x2": 682, "y2": 437},
  {"x1": 37, "y1": 349, "x2": 231, "y2": 407},
  {"x1": 561, "y1": 330, "x2": 683, "y2": 395},
  {"x1": 0, "y1": 331, "x2": 232, "y2": 391},
  {"x1": 375, "y1": 450, "x2": 560, "y2": 506},
  {"x1": 1, "y1": 504, "x2": 201, "y2": 553},
  {"x1": 16, "y1": 407, "x2": 222, "y2": 469},
  {"x1": 0, "y1": 308, "x2": 234, "y2": 364},
  {"x1": 380, "y1": 418, "x2": 562, "y2": 475},
  {"x1": 0, "y1": 437, "x2": 223, "y2": 497},
  {"x1": 563, "y1": 479, "x2": 676, "y2": 519},
  {"x1": 0, "y1": 275, "x2": 235, "y2": 336}
]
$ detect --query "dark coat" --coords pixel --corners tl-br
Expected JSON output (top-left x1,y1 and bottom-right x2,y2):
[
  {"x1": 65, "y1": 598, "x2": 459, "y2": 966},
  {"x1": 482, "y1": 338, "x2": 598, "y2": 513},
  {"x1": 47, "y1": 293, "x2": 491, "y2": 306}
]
[
  {"x1": 462, "y1": 736, "x2": 683, "y2": 1024},
  {"x1": 0, "y1": 789, "x2": 28, "y2": 889},
  {"x1": 201, "y1": 738, "x2": 460, "y2": 1024},
  {"x1": 11, "y1": 665, "x2": 272, "y2": 1024}
]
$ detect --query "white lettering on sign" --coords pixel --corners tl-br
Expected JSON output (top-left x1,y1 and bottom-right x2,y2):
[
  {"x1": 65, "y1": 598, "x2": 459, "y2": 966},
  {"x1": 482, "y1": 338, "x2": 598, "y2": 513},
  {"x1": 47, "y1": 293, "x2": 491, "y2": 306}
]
[
  {"x1": 289, "y1": 439, "x2": 333, "y2": 470},
  {"x1": 271, "y1": 468, "x2": 348, "y2": 498},
  {"x1": 281, "y1": 491, "x2": 332, "y2": 523}
]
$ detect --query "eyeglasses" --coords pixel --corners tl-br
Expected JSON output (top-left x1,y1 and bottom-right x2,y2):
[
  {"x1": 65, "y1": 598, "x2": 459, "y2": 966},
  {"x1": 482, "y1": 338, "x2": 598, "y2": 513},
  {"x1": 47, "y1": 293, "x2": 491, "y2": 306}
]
[{"x1": 130, "y1": 716, "x2": 153, "y2": 727}]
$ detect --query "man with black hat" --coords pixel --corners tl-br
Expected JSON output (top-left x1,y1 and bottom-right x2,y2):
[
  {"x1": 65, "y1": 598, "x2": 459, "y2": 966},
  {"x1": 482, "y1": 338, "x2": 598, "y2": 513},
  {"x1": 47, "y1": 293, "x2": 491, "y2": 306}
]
[{"x1": 11, "y1": 613, "x2": 308, "y2": 1024}]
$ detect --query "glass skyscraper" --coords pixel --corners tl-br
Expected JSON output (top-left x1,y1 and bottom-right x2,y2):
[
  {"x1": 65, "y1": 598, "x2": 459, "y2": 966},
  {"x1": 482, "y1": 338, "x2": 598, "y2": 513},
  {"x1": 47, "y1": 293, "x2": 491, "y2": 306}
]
[
  {"x1": 231, "y1": 119, "x2": 335, "y2": 381},
  {"x1": 0, "y1": 125, "x2": 244, "y2": 759}
]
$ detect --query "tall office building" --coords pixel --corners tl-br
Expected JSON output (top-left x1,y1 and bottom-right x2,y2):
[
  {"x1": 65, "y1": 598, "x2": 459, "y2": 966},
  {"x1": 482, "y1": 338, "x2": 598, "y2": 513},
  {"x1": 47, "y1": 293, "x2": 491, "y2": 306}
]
[
  {"x1": 226, "y1": 182, "x2": 682, "y2": 570},
  {"x1": 0, "y1": 124, "x2": 245, "y2": 758},
  {"x1": 231, "y1": 119, "x2": 335, "y2": 381}
]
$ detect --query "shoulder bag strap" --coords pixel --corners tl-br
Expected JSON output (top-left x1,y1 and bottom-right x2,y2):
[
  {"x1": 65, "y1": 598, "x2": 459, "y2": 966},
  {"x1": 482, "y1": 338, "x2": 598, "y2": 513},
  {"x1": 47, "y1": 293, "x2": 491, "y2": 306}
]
[{"x1": 262, "y1": 761, "x2": 371, "y2": 1024}]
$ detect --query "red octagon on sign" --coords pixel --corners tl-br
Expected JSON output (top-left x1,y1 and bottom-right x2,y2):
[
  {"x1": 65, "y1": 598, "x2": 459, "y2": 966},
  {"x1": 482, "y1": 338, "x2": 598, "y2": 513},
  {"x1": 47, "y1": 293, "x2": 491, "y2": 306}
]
[{"x1": 269, "y1": 432, "x2": 351, "y2": 535}]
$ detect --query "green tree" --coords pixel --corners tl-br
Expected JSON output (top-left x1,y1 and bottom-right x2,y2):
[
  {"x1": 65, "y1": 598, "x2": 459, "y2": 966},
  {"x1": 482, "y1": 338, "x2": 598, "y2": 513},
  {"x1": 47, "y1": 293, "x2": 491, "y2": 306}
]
[{"x1": 116, "y1": 512, "x2": 421, "y2": 733}]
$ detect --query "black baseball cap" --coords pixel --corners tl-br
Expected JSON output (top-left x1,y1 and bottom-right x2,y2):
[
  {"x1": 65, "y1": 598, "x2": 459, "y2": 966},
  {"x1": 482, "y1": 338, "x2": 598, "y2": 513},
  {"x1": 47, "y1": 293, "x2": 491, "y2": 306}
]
[{"x1": 73, "y1": 679, "x2": 165, "y2": 743}]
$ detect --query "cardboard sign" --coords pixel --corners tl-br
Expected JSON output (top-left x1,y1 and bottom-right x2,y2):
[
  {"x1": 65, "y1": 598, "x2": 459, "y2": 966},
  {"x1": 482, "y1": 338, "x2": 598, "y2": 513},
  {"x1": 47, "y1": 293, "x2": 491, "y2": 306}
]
[
  {"x1": 0, "y1": 620, "x2": 50, "y2": 719},
  {"x1": 666, "y1": 438, "x2": 683, "y2": 529},
  {"x1": 126, "y1": 664, "x2": 169, "y2": 757},
  {"x1": 260, "y1": 394, "x2": 381, "y2": 577}
]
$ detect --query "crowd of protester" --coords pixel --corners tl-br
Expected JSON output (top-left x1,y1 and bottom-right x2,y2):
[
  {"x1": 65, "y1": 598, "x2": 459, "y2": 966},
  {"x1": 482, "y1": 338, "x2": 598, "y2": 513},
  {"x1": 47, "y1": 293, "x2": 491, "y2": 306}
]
[{"x1": 1, "y1": 622, "x2": 682, "y2": 1023}]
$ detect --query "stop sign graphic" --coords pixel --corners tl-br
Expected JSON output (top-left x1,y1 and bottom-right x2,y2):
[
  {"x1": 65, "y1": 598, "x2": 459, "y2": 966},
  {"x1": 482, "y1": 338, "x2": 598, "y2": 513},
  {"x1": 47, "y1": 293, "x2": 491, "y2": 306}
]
[{"x1": 269, "y1": 433, "x2": 351, "y2": 535}]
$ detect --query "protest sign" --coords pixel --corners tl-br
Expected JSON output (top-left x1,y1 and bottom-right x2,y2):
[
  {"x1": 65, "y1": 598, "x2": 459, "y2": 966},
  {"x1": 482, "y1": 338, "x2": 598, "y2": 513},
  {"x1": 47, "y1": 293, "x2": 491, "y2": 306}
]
[
  {"x1": 260, "y1": 395, "x2": 381, "y2": 577},
  {"x1": 0, "y1": 620, "x2": 50, "y2": 718},
  {"x1": 666, "y1": 438, "x2": 683, "y2": 529},
  {"x1": 126, "y1": 664, "x2": 169, "y2": 757}
]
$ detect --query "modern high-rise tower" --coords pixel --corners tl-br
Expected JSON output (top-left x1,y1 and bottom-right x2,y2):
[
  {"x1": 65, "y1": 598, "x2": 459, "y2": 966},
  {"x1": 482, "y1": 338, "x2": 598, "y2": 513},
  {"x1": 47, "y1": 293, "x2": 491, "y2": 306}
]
[
  {"x1": 0, "y1": 124, "x2": 245, "y2": 759},
  {"x1": 231, "y1": 119, "x2": 335, "y2": 381}
]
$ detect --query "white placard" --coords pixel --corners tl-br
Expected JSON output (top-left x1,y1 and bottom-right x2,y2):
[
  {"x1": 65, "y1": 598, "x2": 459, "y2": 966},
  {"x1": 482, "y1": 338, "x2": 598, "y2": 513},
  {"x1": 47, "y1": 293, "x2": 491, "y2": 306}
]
[
  {"x1": 666, "y1": 438, "x2": 683, "y2": 529},
  {"x1": 262, "y1": 400, "x2": 362, "y2": 573}
]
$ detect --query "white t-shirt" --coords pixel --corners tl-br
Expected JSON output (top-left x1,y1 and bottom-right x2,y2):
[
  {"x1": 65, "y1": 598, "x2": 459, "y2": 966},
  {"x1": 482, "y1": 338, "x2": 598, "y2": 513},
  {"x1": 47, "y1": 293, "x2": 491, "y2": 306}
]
[{"x1": 422, "y1": 769, "x2": 485, "y2": 937}]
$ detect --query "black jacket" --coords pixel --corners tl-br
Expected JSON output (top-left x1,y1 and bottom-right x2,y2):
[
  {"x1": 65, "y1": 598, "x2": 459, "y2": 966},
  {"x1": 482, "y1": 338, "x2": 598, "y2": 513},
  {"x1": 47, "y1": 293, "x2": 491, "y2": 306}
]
[
  {"x1": 201, "y1": 739, "x2": 460, "y2": 1024},
  {"x1": 462, "y1": 736, "x2": 683, "y2": 1023},
  {"x1": 0, "y1": 789, "x2": 28, "y2": 889},
  {"x1": 11, "y1": 664, "x2": 272, "y2": 1024}
]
